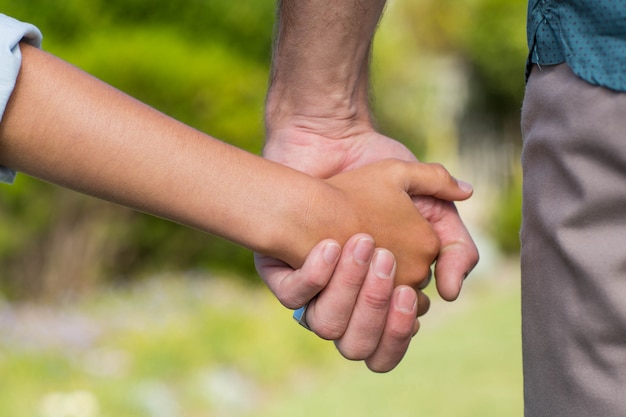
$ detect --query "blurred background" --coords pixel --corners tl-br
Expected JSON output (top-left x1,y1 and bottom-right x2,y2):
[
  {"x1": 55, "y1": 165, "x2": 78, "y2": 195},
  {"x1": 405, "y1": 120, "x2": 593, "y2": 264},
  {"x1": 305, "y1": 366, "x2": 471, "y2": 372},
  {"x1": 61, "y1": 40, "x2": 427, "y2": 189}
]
[{"x1": 0, "y1": 0, "x2": 526, "y2": 416}]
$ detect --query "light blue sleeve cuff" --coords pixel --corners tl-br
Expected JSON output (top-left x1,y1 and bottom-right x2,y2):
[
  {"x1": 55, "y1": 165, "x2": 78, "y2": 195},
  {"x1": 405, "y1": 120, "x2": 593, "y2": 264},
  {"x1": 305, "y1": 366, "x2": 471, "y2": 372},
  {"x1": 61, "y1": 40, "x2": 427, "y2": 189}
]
[
  {"x1": 0, "y1": 14, "x2": 43, "y2": 184},
  {"x1": 0, "y1": 166, "x2": 16, "y2": 183}
]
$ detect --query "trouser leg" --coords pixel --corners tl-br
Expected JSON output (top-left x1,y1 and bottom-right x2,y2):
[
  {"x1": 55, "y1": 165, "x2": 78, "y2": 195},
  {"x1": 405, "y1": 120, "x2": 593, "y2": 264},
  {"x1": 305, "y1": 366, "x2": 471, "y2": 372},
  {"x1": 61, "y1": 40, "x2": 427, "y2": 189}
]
[{"x1": 521, "y1": 63, "x2": 626, "y2": 417}]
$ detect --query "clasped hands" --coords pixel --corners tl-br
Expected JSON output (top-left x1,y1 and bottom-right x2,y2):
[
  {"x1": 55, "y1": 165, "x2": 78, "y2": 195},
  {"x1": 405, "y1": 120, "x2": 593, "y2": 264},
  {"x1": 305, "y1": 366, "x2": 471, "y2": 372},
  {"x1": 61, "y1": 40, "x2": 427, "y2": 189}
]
[{"x1": 256, "y1": 126, "x2": 479, "y2": 373}]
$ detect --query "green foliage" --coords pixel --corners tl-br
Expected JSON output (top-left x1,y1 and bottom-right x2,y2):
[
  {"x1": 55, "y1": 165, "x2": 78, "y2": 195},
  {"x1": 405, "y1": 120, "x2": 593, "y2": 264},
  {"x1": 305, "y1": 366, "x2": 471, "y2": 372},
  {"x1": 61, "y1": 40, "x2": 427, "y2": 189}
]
[
  {"x1": 0, "y1": 0, "x2": 273, "y2": 297},
  {"x1": 373, "y1": 0, "x2": 526, "y2": 255},
  {"x1": 491, "y1": 168, "x2": 523, "y2": 254},
  {"x1": 396, "y1": 0, "x2": 527, "y2": 117},
  {"x1": 52, "y1": 27, "x2": 268, "y2": 153},
  {"x1": 0, "y1": 0, "x2": 527, "y2": 297},
  {"x1": 3, "y1": 0, "x2": 276, "y2": 63},
  {"x1": 469, "y1": 1, "x2": 527, "y2": 103},
  {"x1": 0, "y1": 176, "x2": 53, "y2": 257}
]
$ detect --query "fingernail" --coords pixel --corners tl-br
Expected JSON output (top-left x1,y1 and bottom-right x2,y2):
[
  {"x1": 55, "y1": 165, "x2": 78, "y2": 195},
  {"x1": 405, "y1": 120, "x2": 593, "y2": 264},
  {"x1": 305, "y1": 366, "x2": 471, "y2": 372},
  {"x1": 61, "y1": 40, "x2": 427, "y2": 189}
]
[
  {"x1": 354, "y1": 237, "x2": 375, "y2": 265},
  {"x1": 373, "y1": 249, "x2": 395, "y2": 279},
  {"x1": 457, "y1": 179, "x2": 473, "y2": 193},
  {"x1": 323, "y1": 242, "x2": 341, "y2": 265},
  {"x1": 395, "y1": 287, "x2": 417, "y2": 315}
]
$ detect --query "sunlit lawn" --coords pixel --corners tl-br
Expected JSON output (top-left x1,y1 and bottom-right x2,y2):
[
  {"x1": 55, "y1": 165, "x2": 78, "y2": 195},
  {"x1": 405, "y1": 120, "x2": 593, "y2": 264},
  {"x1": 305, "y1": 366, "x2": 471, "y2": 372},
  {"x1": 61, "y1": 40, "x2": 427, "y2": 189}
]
[{"x1": 0, "y1": 263, "x2": 522, "y2": 417}]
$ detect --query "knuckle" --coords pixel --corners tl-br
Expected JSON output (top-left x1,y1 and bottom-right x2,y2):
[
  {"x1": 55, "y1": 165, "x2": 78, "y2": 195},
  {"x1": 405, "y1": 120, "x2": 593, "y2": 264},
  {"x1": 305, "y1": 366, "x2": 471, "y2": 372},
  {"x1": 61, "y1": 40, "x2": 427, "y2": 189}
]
[
  {"x1": 366, "y1": 360, "x2": 395, "y2": 373},
  {"x1": 268, "y1": 282, "x2": 300, "y2": 309},
  {"x1": 389, "y1": 159, "x2": 409, "y2": 180},
  {"x1": 419, "y1": 232, "x2": 441, "y2": 262},
  {"x1": 306, "y1": 272, "x2": 329, "y2": 293},
  {"x1": 313, "y1": 318, "x2": 347, "y2": 341},
  {"x1": 274, "y1": 288, "x2": 309, "y2": 310},
  {"x1": 430, "y1": 162, "x2": 455, "y2": 188},
  {"x1": 278, "y1": 273, "x2": 328, "y2": 310},
  {"x1": 385, "y1": 323, "x2": 414, "y2": 345},
  {"x1": 339, "y1": 272, "x2": 369, "y2": 294},
  {"x1": 425, "y1": 229, "x2": 442, "y2": 252},
  {"x1": 360, "y1": 290, "x2": 391, "y2": 312},
  {"x1": 281, "y1": 298, "x2": 301, "y2": 310},
  {"x1": 337, "y1": 340, "x2": 374, "y2": 361},
  {"x1": 429, "y1": 162, "x2": 450, "y2": 178}
]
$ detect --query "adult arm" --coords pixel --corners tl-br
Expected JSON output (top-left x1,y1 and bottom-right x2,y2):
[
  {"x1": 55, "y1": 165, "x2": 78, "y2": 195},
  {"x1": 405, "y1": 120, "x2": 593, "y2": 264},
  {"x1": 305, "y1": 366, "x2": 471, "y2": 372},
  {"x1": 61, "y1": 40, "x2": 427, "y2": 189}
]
[
  {"x1": 257, "y1": 0, "x2": 479, "y2": 371},
  {"x1": 263, "y1": 0, "x2": 479, "y2": 300}
]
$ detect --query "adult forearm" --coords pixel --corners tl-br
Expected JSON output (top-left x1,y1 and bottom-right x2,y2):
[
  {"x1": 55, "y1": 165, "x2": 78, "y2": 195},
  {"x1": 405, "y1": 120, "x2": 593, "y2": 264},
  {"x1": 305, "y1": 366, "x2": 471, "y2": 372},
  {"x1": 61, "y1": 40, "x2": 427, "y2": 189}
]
[
  {"x1": 267, "y1": 0, "x2": 386, "y2": 128},
  {"x1": 0, "y1": 44, "x2": 322, "y2": 260}
]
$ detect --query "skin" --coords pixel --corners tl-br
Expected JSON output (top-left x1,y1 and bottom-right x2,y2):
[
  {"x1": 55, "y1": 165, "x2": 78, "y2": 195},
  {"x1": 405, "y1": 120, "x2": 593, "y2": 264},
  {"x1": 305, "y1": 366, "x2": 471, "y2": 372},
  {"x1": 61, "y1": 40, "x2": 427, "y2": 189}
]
[
  {"x1": 0, "y1": 43, "x2": 472, "y2": 371},
  {"x1": 257, "y1": 0, "x2": 480, "y2": 371}
]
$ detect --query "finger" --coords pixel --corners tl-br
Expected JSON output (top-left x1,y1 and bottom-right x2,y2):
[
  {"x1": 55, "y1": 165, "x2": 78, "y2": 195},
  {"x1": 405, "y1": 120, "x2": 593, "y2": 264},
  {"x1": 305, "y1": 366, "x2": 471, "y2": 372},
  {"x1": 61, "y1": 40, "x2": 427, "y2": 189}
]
[
  {"x1": 334, "y1": 248, "x2": 396, "y2": 360},
  {"x1": 307, "y1": 234, "x2": 375, "y2": 340},
  {"x1": 400, "y1": 162, "x2": 473, "y2": 202},
  {"x1": 416, "y1": 289, "x2": 431, "y2": 317},
  {"x1": 253, "y1": 239, "x2": 341, "y2": 309},
  {"x1": 364, "y1": 286, "x2": 417, "y2": 373},
  {"x1": 430, "y1": 202, "x2": 480, "y2": 301}
]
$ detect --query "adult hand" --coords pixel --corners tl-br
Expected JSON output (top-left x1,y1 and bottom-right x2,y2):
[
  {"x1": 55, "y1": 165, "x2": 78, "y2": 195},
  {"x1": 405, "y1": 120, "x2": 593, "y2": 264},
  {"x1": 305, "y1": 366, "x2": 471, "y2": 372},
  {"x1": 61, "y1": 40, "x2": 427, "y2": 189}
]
[
  {"x1": 255, "y1": 127, "x2": 478, "y2": 372},
  {"x1": 256, "y1": 233, "x2": 429, "y2": 372},
  {"x1": 267, "y1": 158, "x2": 473, "y2": 288},
  {"x1": 262, "y1": 126, "x2": 479, "y2": 301},
  {"x1": 258, "y1": 0, "x2": 477, "y2": 373}
]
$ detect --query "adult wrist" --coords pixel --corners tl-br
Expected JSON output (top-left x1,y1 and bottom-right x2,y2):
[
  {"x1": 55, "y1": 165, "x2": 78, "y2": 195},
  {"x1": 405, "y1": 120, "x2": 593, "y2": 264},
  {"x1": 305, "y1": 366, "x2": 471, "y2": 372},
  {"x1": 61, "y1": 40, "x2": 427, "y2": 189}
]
[{"x1": 265, "y1": 68, "x2": 374, "y2": 138}]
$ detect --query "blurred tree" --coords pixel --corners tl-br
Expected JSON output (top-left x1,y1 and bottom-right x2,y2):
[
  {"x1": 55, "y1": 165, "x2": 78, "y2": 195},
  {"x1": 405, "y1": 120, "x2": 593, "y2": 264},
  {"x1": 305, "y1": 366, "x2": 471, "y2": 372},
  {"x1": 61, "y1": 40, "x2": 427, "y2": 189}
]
[
  {"x1": 373, "y1": 0, "x2": 526, "y2": 254},
  {"x1": 3, "y1": 0, "x2": 276, "y2": 63},
  {"x1": 0, "y1": 0, "x2": 275, "y2": 298},
  {"x1": 0, "y1": 0, "x2": 525, "y2": 299},
  {"x1": 392, "y1": 0, "x2": 527, "y2": 124}
]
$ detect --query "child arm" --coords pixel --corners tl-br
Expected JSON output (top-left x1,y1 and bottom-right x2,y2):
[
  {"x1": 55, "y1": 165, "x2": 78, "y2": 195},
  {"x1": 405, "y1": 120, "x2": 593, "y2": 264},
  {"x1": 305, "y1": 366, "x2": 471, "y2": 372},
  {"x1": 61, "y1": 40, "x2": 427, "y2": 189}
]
[{"x1": 0, "y1": 43, "x2": 471, "y2": 289}]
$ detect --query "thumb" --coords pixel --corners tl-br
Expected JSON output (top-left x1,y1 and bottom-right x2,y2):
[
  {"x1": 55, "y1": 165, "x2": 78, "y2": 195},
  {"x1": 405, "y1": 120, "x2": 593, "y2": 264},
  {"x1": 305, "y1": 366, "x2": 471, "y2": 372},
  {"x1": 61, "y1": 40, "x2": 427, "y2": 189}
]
[{"x1": 401, "y1": 162, "x2": 473, "y2": 201}]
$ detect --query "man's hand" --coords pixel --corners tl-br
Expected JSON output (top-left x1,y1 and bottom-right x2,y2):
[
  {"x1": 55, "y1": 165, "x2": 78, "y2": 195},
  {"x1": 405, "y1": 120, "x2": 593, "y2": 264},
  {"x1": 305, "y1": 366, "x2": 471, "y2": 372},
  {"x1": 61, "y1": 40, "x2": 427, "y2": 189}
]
[
  {"x1": 258, "y1": 0, "x2": 478, "y2": 372},
  {"x1": 256, "y1": 233, "x2": 428, "y2": 372},
  {"x1": 255, "y1": 127, "x2": 478, "y2": 373},
  {"x1": 263, "y1": 127, "x2": 479, "y2": 301}
]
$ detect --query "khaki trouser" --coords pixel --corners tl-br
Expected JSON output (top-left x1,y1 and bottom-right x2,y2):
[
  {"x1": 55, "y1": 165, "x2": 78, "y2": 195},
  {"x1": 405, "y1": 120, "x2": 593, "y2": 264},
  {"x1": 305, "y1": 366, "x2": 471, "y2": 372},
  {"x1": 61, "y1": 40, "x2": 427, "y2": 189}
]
[{"x1": 521, "y1": 63, "x2": 626, "y2": 416}]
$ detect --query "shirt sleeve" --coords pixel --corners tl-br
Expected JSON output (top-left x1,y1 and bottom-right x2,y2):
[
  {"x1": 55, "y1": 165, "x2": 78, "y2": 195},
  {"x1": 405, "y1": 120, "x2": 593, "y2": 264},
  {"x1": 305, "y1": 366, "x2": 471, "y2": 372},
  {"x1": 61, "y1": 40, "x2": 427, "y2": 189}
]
[{"x1": 0, "y1": 14, "x2": 43, "y2": 184}]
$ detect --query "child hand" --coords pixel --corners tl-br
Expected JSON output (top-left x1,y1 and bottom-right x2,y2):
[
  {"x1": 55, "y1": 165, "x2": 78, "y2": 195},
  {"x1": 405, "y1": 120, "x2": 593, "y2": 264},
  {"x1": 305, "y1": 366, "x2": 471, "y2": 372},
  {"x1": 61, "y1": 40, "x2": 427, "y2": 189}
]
[{"x1": 274, "y1": 159, "x2": 473, "y2": 290}]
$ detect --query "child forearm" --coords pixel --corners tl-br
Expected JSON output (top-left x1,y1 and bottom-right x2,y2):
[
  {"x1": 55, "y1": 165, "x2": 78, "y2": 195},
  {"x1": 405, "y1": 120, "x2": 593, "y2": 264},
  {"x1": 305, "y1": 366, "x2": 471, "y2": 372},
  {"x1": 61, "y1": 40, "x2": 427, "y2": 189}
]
[
  {"x1": 0, "y1": 43, "x2": 321, "y2": 260},
  {"x1": 0, "y1": 44, "x2": 472, "y2": 288}
]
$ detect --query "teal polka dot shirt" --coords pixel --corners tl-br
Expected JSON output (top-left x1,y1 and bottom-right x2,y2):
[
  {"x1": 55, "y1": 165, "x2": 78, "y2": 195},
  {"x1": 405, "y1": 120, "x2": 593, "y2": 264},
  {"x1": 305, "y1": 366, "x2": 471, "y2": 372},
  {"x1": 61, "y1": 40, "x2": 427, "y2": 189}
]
[{"x1": 527, "y1": 0, "x2": 626, "y2": 91}]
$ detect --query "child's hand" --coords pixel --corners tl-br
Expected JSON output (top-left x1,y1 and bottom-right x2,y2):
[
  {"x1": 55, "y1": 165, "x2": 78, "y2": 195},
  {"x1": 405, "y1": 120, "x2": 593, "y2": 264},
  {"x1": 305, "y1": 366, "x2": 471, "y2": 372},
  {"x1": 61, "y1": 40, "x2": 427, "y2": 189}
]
[{"x1": 275, "y1": 159, "x2": 473, "y2": 290}]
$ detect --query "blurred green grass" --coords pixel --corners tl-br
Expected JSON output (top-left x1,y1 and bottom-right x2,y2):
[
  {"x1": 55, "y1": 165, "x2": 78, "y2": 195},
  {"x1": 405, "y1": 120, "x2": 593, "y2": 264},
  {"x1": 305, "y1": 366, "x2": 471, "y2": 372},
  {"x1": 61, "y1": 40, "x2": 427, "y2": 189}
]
[{"x1": 0, "y1": 265, "x2": 521, "y2": 417}]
